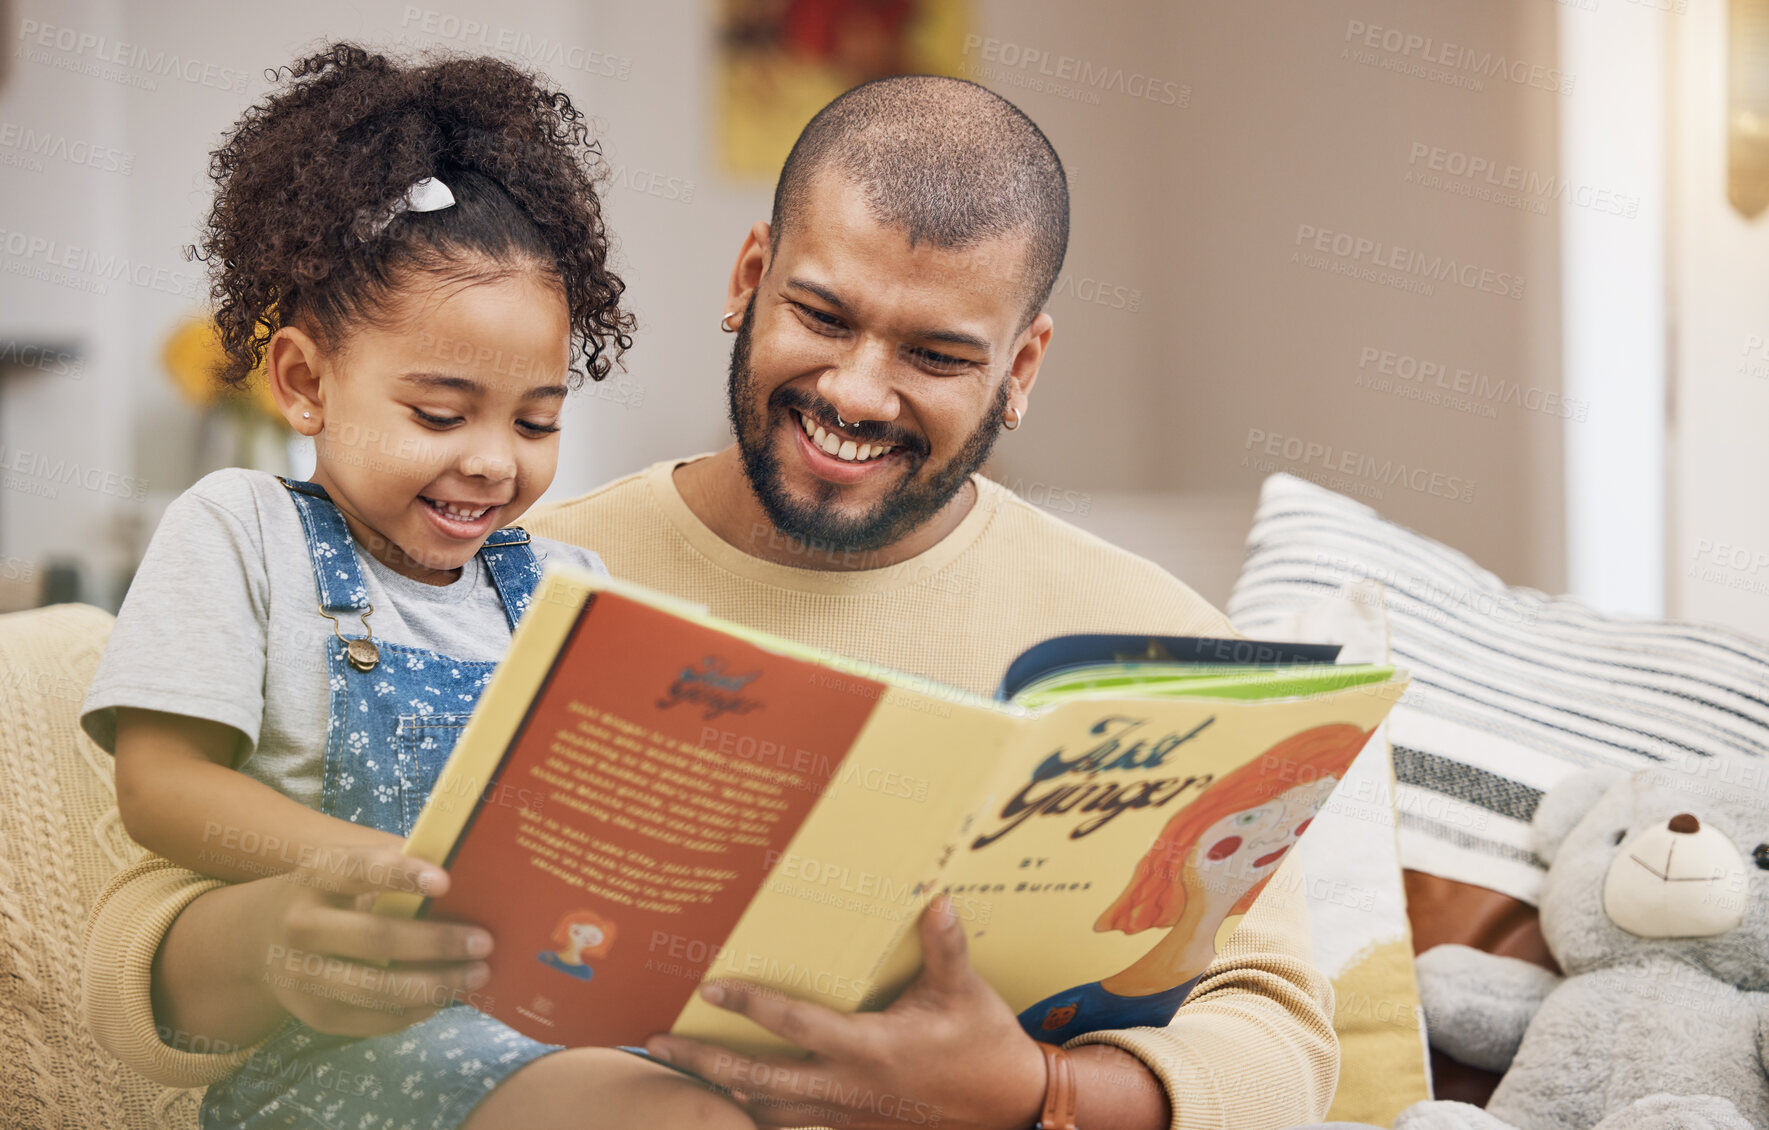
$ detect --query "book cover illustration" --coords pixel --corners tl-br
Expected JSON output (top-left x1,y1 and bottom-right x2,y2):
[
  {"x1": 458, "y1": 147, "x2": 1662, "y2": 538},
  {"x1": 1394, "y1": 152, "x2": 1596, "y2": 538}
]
[{"x1": 1003, "y1": 722, "x2": 1372, "y2": 1040}]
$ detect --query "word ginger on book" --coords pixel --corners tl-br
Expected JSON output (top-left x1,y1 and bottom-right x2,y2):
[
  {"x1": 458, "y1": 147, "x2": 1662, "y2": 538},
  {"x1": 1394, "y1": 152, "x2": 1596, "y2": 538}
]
[{"x1": 378, "y1": 570, "x2": 1409, "y2": 1056}]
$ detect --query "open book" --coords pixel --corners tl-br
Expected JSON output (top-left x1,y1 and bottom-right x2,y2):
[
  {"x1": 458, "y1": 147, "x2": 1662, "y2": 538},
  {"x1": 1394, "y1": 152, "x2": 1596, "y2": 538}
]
[{"x1": 377, "y1": 570, "x2": 1408, "y2": 1055}]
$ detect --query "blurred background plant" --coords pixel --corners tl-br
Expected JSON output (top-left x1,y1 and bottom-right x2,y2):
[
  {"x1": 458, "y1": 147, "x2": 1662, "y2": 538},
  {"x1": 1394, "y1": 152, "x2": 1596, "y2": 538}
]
[{"x1": 161, "y1": 318, "x2": 294, "y2": 477}]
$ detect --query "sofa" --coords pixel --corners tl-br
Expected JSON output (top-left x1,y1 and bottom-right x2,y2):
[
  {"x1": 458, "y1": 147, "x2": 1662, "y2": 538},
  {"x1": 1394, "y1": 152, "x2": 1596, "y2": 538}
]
[
  {"x1": 0, "y1": 627, "x2": 1533, "y2": 1128},
  {"x1": 15, "y1": 471, "x2": 1743, "y2": 1127},
  {"x1": 0, "y1": 604, "x2": 202, "y2": 1129}
]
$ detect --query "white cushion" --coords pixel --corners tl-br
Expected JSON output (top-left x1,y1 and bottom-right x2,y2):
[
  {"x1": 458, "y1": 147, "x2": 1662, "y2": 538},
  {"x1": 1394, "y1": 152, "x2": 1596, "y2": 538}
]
[{"x1": 1228, "y1": 473, "x2": 1769, "y2": 905}]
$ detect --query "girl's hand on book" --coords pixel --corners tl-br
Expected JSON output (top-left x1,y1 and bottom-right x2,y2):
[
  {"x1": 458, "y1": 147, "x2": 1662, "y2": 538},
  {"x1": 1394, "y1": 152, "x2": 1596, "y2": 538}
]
[
  {"x1": 248, "y1": 842, "x2": 495, "y2": 1038},
  {"x1": 643, "y1": 895, "x2": 1047, "y2": 1130}
]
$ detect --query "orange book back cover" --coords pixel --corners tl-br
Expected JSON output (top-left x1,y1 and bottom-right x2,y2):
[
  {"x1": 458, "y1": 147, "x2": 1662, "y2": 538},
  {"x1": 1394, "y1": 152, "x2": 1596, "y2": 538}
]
[{"x1": 423, "y1": 591, "x2": 882, "y2": 1048}]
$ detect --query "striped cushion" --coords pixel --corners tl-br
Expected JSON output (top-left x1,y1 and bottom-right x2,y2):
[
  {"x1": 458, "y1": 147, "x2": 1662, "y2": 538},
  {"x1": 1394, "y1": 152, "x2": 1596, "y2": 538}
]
[{"x1": 1226, "y1": 473, "x2": 1769, "y2": 903}]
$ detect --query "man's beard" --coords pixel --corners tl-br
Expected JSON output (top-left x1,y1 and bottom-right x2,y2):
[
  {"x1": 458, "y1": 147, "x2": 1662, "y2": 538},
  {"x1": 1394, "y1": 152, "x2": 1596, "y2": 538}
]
[{"x1": 725, "y1": 299, "x2": 1011, "y2": 556}]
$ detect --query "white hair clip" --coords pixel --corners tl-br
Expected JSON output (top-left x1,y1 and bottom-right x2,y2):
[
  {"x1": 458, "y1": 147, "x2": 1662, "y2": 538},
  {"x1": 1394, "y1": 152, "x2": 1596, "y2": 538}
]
[{"x1": 361, "y1": 176, "x2": 456, "y2": 240}]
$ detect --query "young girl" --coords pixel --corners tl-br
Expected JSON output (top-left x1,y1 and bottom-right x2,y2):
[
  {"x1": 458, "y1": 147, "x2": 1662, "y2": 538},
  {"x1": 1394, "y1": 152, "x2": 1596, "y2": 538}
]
[{"x1": 79, "y1": 43, "x2": 747, "y2": 1130}]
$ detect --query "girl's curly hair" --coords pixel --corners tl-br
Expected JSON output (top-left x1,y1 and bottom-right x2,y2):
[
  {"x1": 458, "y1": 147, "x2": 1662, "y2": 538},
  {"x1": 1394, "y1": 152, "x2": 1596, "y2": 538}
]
[{"x1": 193, "y1": 42, "x2": 634, "y2": 388}]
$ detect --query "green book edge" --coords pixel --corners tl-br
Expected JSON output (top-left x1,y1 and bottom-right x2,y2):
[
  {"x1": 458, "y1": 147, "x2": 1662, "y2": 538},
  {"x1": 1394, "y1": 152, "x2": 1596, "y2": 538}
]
[{"x1": 573, "y1": 570, "x2": 1405, "y2": 711}]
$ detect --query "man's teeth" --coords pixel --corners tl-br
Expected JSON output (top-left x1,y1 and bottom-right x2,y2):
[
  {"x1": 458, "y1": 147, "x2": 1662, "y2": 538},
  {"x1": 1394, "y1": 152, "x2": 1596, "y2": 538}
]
[
  {"x1": 425, "y1": 498, "x2": 491, "y2": 521},
  {"x1": 798, "y1": 412, "x2": 897, "y2": 463}
]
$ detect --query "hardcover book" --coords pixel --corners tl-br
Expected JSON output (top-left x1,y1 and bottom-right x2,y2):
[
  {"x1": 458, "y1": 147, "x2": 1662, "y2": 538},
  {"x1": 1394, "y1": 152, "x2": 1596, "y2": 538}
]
[{"x1": 377, "y1": 570, "x2": 1408, "y2": 1055}]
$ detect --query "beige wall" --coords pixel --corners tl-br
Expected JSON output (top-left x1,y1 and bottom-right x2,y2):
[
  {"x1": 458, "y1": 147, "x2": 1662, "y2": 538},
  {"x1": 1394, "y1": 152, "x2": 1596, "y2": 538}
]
[
  {"x1": 973, "y1": 0, "x2": 1566, "y2": 591},
  {"x1": 0, "y1": 0, "x2": 1567, "y2": 605}
]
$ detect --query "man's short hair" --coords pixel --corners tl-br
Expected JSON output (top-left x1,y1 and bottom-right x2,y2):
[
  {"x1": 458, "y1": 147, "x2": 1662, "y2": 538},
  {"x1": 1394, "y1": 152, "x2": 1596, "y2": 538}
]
[{"x1": 769, "y1": 75, "x2": 1069, "y2": 328}]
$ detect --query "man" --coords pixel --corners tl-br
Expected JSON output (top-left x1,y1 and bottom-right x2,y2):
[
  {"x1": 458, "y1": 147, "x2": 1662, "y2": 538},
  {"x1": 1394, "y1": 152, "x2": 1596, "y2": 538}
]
[{"x1": 84, "y1": 77, "x2": 1335, "y2": 1129}]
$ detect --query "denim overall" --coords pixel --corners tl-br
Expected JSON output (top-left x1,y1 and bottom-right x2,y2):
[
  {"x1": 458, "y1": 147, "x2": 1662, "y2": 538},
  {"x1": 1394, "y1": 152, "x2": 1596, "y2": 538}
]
[{"x1": 200, "y1": 479, "x2": 566, "y2": 1130}]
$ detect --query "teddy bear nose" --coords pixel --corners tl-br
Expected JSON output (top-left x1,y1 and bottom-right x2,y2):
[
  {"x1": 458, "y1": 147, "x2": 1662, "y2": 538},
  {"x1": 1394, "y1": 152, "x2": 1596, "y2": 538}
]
[{"x1": 1668, "y1": 813, "x2": 1701, "y2": 834}]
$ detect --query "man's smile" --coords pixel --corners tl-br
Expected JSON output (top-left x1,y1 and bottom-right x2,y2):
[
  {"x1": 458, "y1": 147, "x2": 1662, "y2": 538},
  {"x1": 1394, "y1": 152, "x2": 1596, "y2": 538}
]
[
  {"x1": 787, "y1": 408, "x2": 911, "y2": 486},
  {"x1": 794, "y1": 409, "x2": 900, "y2": 463}
]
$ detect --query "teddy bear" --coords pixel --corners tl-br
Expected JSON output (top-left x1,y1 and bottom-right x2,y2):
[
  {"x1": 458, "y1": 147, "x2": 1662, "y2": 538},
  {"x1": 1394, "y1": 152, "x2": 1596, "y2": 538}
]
[{"x1": 1300, "y1": 758, "x2": 1769, "y2": 1130}]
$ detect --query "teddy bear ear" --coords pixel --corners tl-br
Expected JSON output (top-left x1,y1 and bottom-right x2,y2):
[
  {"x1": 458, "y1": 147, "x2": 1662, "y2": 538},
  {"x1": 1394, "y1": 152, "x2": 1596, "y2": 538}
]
[{"x1": 1533, "y1": 768, "x2": 1630, "y2": 866}]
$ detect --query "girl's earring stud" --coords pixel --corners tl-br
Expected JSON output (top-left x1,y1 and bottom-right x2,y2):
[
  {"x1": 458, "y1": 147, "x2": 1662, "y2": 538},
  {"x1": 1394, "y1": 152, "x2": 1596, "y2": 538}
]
[{"x1": 303, "y1": 412, "x2": 312, "y2": 419}]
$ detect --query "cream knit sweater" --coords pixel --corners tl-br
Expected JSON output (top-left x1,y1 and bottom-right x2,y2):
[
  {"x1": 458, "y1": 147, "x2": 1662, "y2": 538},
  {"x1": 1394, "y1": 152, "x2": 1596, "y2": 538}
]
[{"x1": 82, "y1": 459, "x2": 1337, "y2": 1128}]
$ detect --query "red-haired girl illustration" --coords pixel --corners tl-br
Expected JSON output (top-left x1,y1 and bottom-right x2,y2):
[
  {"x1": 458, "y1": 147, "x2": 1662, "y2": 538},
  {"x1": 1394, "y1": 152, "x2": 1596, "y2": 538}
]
[
  {"x1": 1017, "y1": 723, "x2": 1372, "y2": 1041},
  {"x1": 538, "y1": 909, "x2": 619, "y2": 983}
]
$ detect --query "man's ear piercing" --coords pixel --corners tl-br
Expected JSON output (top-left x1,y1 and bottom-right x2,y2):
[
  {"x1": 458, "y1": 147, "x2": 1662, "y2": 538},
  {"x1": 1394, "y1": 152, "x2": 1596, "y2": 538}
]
[
  {"x1": 1004, "y1": 405, "x2": 1024, "y2": 431},
  {"x1": 720, "y1": 312, "x2": 738, "y2": 333}
]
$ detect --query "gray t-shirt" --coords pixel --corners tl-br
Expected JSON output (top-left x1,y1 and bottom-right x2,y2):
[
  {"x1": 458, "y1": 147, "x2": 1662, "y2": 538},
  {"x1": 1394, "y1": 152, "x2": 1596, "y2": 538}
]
[{"x1": 81, "y1": 467, "x2": 605, "y2": 809}]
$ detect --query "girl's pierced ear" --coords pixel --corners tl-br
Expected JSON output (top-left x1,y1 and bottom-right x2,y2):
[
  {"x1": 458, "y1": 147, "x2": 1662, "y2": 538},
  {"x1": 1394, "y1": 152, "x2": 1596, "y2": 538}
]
[{"x1": 303, "y1": 412, "x2": 311, "y2": 419}]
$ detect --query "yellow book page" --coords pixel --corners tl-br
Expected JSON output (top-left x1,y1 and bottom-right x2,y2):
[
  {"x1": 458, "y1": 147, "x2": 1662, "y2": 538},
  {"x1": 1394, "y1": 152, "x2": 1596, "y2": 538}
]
[{"x1": 670, "y1": 682, "x2": 1015, "y2": 1056}]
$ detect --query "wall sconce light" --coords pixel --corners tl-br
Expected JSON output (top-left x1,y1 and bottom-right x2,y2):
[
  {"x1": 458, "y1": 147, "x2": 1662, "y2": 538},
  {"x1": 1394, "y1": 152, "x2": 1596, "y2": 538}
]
[{"x1": 1731, "y1": 0, "x2": 1769, "y2": 217}]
